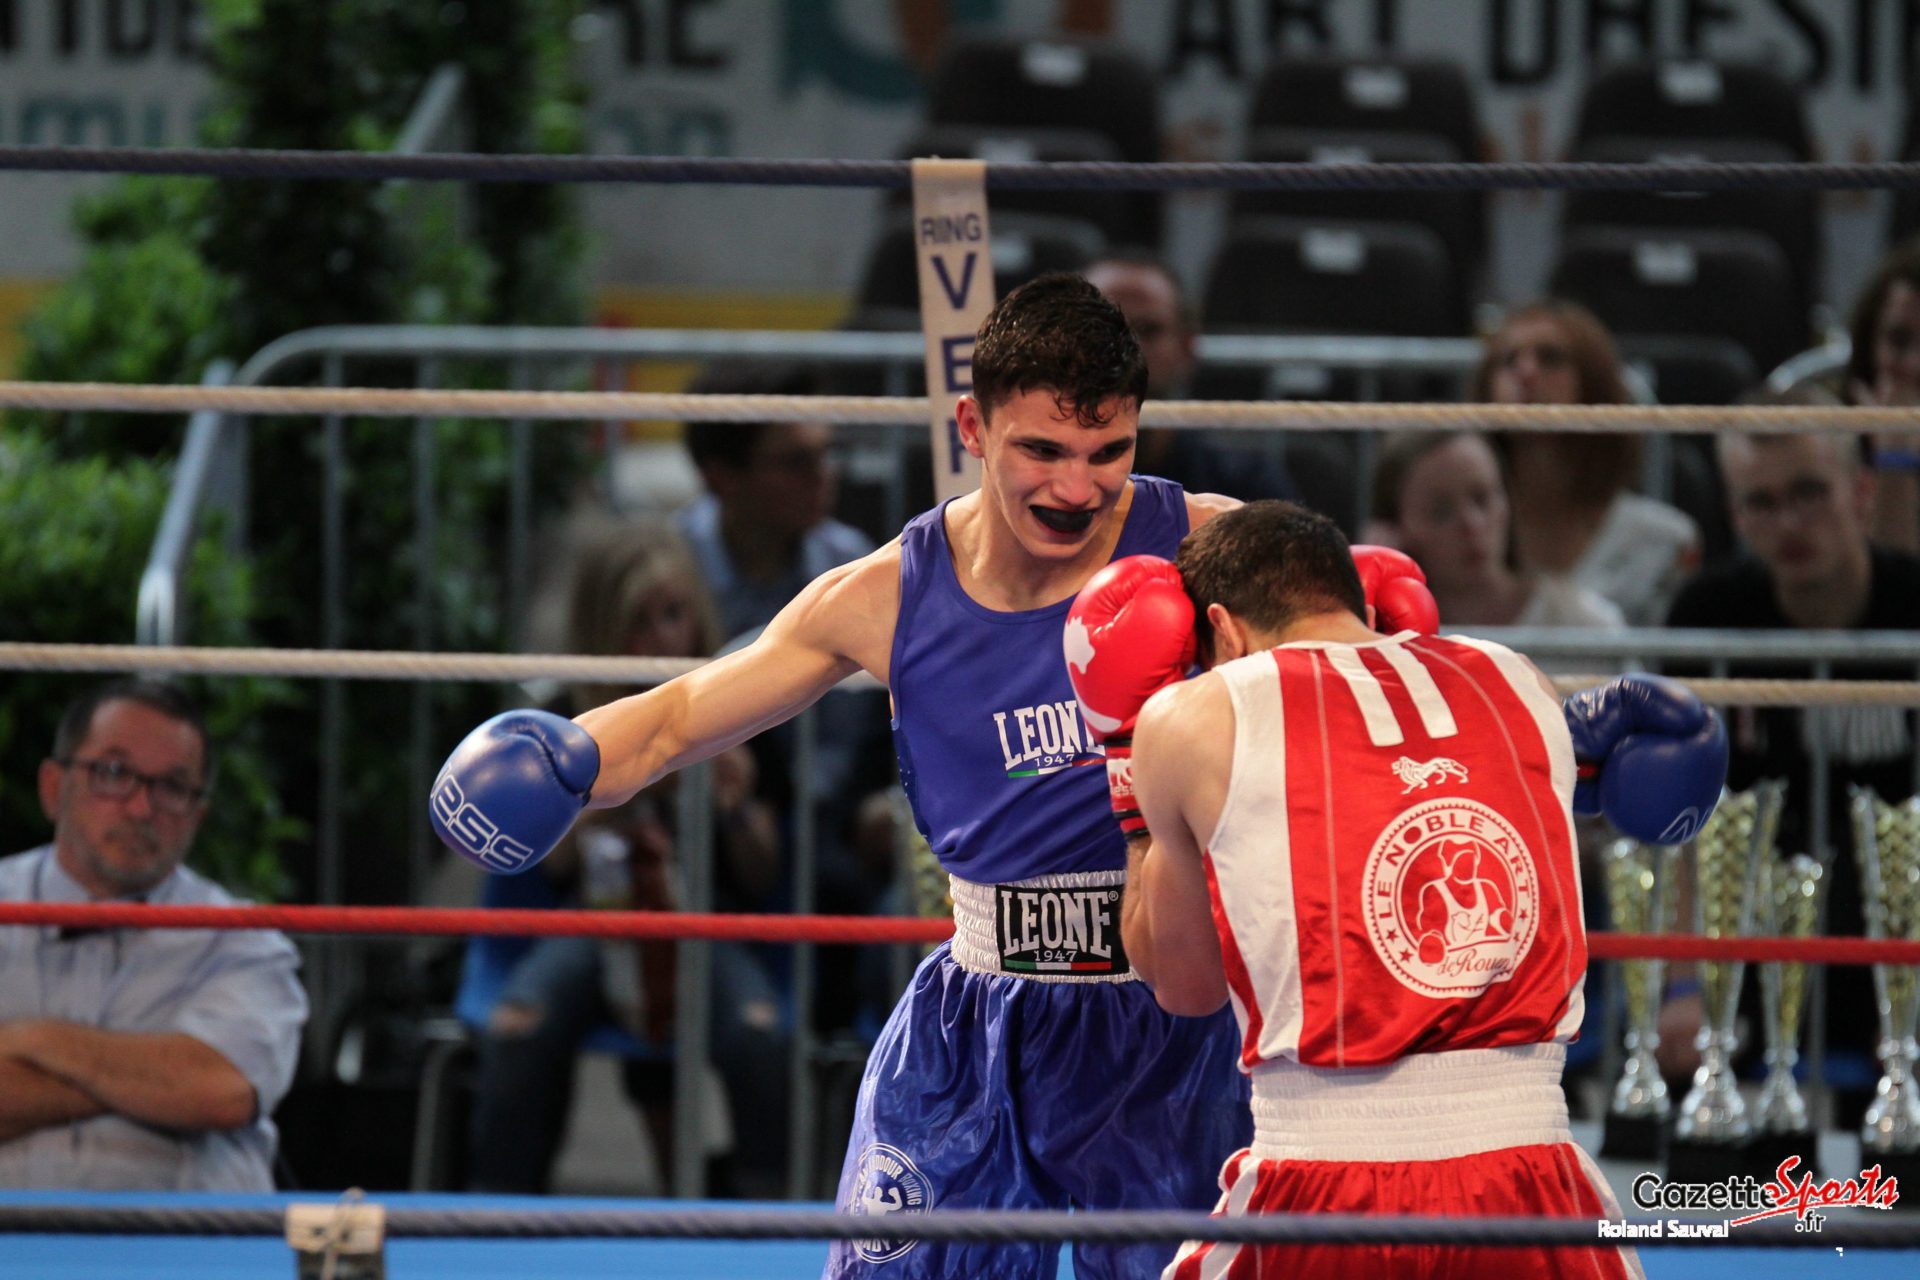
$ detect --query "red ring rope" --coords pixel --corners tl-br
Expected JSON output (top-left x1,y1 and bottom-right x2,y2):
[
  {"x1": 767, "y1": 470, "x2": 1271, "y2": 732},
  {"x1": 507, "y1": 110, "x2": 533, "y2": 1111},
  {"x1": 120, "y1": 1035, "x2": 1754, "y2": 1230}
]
[{"x1": 0, "y1": 902, "x2": 1915, "y2": 964}]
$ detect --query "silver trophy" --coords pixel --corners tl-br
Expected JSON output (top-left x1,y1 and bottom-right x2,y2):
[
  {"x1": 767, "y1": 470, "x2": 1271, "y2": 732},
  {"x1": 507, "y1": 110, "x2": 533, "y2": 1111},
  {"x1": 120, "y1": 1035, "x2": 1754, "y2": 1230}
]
[
  {"x1": 1850, "y1": 789, "x2": 1920, "y2": 1163},
  {"x1": 1671, "y1": 781, "x2": 1784, "y2": 1178},
  {"x1": 1749, "y1": 852, "x2": 1823, "y2": 1175},
  {"x1": 1601, "y1": 838, "x2": 1679, "y2": 1158}
]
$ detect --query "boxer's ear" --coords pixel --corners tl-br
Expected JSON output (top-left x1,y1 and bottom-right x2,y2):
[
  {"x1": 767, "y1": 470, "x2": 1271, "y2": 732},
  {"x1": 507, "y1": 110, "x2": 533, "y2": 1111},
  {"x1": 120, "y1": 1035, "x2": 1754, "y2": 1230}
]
[{"x1": 1207, "y1": 603, "x2": 1252, "y2": 664}]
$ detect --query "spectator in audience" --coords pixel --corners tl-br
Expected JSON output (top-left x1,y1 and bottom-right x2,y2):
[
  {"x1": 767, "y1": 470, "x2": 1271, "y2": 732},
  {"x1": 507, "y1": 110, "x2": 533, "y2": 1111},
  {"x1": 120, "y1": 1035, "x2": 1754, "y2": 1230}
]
[
  {"x1": 0, "y1": 679, "x2": 306, "y2": 1190},
  {"x1": 678, "y1": 363, "x2": 898, "y2": 1032},
  {"x1": 1370, "y1": 430, "x2": 1625, "y2": 631},
  {"x1": 1085, "y1": 251, "x2": 1295, "y2": 502},
  {"x1": 1475, "y1": 300, "x2": 1702, "y2": 624},
  {"x1": 1844, "y1": 242, "x2": 1920, "y2": 554},
  {"x1": 678, "y1": 362, "x2": 875, "y2": 644},
  {"x1": 464, "y1": 518, "x2": 790, "y2": 1197},
  {"x1": 1662, "y1": 424, "x2": 1920, "y2": 1097}
]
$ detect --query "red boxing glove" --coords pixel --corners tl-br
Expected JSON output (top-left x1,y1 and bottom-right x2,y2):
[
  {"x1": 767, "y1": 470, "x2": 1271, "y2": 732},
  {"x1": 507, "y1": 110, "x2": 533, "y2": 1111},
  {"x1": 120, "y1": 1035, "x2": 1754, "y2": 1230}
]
[
  {"x1": 1351, "y1": 544, "x2": 1441, "y2": 635},
  {"x1": 1064, "y1": 555, "x2": 1197, "y2": 838}
]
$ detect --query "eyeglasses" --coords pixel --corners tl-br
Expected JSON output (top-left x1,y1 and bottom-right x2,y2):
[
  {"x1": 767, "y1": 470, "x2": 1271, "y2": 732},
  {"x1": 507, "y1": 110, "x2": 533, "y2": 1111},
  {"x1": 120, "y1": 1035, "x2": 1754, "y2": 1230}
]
[
  {"x1": 1733, "y1": 475, "x2": 1836, "y2": 522},
  {"x1": 58, "y1": 757, "x2": 206, "y2": 815}
]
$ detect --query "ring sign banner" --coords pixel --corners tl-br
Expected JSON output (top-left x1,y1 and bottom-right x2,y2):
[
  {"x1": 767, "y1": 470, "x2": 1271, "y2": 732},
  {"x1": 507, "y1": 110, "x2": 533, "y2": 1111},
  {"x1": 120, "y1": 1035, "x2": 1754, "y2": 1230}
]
[{"x1": 911, "y1": 158, "x2": 990, "y2": 501}]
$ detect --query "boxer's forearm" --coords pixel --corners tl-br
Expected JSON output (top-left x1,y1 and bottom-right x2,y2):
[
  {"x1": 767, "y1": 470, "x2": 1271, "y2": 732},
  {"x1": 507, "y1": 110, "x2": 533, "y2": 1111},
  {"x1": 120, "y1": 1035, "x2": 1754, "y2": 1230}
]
[{"x1": 1121, "y1": 834, "x2": 1160, "y2": 987}]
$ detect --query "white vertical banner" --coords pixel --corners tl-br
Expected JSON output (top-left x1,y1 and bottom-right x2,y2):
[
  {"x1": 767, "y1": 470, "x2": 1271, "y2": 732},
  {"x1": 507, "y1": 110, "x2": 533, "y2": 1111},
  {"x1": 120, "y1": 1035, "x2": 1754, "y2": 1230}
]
[{"x1": 910, "y1": 158, "x2": 993, "y2": 501}]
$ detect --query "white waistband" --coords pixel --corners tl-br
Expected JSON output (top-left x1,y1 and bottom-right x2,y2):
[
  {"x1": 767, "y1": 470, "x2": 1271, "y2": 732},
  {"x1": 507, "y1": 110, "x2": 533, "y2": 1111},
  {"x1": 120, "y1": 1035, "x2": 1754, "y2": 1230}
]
[
  {"x1": 948, "y1": 870, "x2": 1138, "y2": 983},
  {"x1": 1249, "y1": 1043, "x2": 1570, "y2": 1162}
]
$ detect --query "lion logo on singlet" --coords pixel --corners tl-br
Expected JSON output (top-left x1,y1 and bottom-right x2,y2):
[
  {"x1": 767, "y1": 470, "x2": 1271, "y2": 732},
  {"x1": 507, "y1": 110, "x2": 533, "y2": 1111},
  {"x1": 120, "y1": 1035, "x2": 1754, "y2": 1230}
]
[
  {"x1": 1392, "y1": 755, "x2": 1469, "y2": 793},
  {"x1": 848, "y1": 1142, "x2": 933, "y2": 1263},
  {"x1": 1363, "y1": 798, "x2": 1540, "y2": 999}
]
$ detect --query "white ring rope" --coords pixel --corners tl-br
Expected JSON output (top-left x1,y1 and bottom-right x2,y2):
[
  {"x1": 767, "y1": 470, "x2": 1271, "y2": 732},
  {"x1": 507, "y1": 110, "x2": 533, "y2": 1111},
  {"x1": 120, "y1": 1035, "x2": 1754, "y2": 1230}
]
[
  {"x1": 0, "y1": 643, "x2": 1904, "y2": 708},
  {"x1": 3, "y1": 381, "x2": 1915, "y2": 434}
]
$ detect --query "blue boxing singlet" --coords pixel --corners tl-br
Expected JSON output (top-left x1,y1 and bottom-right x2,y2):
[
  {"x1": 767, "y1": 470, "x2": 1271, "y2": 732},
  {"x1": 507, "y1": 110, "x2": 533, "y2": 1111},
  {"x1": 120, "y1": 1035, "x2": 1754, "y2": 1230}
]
[{"x1": 888, "y1": 475, "x2": 1190, "y2": 884}]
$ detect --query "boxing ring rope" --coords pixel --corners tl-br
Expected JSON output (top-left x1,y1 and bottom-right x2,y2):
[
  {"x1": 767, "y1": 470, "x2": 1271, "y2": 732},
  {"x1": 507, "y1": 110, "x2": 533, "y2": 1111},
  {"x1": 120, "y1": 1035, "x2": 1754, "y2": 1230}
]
[
  {"x1": 0, "y1": 381, "x2": 1909, "y2": 434},
  {"x1": 0, "y1": 640, "x2": 1909, "y2": 709},
  {"x1": 0, "y1": 1202, "x2": 1912, "y2": 1248},
  {"x1": 0, "y1": 901, "x2": 1912, "y2": 968},
  {"x1": 0, "y1": 144, "x2": 1918, "y2": 193}
]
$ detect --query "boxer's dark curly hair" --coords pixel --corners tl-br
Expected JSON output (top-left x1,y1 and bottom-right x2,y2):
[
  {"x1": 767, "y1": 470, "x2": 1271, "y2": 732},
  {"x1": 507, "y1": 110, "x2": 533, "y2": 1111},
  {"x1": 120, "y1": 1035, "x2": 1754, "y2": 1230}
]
[
  {"x1": 1178, "y1": 501, "x2": 1366, "y2": 655},
  {"x1": 970, "y1": 273, "x2": 1147, "y2": 427}
]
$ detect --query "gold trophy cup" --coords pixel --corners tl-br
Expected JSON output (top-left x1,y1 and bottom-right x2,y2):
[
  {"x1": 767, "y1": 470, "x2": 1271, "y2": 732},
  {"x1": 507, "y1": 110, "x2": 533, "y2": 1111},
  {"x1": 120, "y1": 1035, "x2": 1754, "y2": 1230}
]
[
  {"x1": 1600, "y1": 838, "x2": 1680, "y2": 1159},
  {"x1": 1669, "y1": 781, "x2": 1784, "y2": 1182},
  {"x1": 1748, "y1": 852, "x2": 1823, "y2": 1180},
  {"x1": 1850, "y1": 788, "x2": 1920, "y2": 1190}
]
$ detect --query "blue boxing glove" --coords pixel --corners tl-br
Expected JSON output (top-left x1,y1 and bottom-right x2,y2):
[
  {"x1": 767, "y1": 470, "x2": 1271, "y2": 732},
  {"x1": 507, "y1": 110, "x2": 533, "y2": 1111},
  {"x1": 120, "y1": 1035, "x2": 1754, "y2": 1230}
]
[
  {"x1": 429, "y1": 710, "x2": 600, "y2": 874},
  {"x1": 1563, "y1": 674, "x2": 1728, "y2": 845}
]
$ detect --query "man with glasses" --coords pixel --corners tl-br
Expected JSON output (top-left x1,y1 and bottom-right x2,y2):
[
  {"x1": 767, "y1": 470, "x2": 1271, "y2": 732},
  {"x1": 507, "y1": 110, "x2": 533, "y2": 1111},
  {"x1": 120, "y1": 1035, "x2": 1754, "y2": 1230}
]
[
  {"x1": 676, "y1": 361, "x2": 896, "y2": 1035},
  {"x1": 0, "y1": 679, "x2": 306, "y2": 1190},
  {"x1": 1085, "y1": 252, "x2": 1296, "y2": 506},
  {"x1": 1662, "y1": 425, "x2": 1920, "y2": 1104},
  {"x1": 678, "y1": 361, "x2": 875, "y2": 644}
]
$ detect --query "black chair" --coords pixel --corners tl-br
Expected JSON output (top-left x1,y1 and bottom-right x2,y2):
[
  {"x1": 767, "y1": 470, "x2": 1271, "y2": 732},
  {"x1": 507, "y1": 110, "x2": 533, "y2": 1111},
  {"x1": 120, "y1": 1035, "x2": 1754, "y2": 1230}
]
[
  {"x1": 1204, "y1": 217, "x2": 1464, "y2": 341},
  {"x1": 1549, "y1": 226, "x2": 1808, "y2": 393},
  {"x1": 1248, "y1": 56, "x2": 1481, "y2": 174},
  {"x1": 852, "y1": 210, "x2": 1103, "y2": 313},
  {"x1": 1572, "y1": 61, "x2": 1813, "y2": 159},
  {"x1": 1201, "y1": 218, "x2": 1461, "y2": 537},
  {"x1": 1887, "y1": 71, "x2": 1920, "y2": 248},
  {"x1": 1564, "y1": 134, "x2": 1818, "y2": 323},
  {"x1": 1617, "y1": 334, "x2": 1759, "y2": 407},
  {"x1": 925, "y1": 35, "x2": 1162, "y2": 246},
  {"x1": 893, "y1": 124, "x2": 1151, "y2": 249},
  {"x1": 1232, "y1": 127, "x2": 1485, "y2": 291}
]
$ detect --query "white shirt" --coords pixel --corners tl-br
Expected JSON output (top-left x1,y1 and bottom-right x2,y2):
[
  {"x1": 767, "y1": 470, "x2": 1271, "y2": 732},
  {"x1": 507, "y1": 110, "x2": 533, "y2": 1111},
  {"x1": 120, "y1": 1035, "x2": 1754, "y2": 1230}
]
[{"x1": 0, "y1": 847, "x2": 306, "y2": 1190}]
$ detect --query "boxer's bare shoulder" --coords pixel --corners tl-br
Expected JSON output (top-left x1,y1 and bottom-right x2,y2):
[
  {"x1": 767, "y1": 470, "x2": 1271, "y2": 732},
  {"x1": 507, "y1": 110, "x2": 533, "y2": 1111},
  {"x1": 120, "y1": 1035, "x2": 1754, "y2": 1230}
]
[
  {"x1": 779, "y1": 537, "x2": 903, "y2": 687},
  {"x1": 1185, "y1": 489, "x2": 1241, "y2": 532}
]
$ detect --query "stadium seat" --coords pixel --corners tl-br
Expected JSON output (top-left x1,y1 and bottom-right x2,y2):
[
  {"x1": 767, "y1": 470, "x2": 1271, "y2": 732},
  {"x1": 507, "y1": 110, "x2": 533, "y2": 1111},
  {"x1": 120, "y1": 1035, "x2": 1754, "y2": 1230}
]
[
  {"x1": 1572, "y1": 61, "x2": 1813, "y2": 160},
  {"x1": 852, "y1": 210, "x2": 1103, "y2": 313},
  {"x1": 1201, "y1": 218, "x2": 1462, "y2": 537},
  {"x1": 1564, "y1": 134, "x2": 1818, "y2": 324},
  {"x1": 893, "y1": 124, "x2": 1149, "y2": 248},
  {"x1": 1550, "y1": 226, "x2": 1809, "y2": 392},
  {"x1": 924, "y1": 35, "x2": 1162, "y2": 247},
  {"x1": 1204, "y1": 216, "x2": 1464, "y2": 340},
  {"x1": 1248, "y1": 56, "x2": 1482, "y2": 171},
  {"x1": 1232, "y1": 127, "x2": 1485, "y2": 291}
]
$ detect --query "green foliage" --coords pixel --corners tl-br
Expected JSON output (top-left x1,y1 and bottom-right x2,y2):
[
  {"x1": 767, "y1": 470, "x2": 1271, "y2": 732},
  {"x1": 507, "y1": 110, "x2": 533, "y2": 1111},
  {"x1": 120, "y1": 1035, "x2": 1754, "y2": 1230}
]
[
  {"x1": 4, "y1": 2, "x2": 591, "y2": 902},
  {"x1": 0, "y1": 433, "x2": 302, "y2": 899}
]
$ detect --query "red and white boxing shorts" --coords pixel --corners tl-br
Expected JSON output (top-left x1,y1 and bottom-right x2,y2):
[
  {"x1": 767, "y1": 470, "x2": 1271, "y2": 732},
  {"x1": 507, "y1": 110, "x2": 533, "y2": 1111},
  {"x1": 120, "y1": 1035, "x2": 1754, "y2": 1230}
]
[{"x1": 1165, "y1": 1043, "x2": 1643, "y2": 1280}]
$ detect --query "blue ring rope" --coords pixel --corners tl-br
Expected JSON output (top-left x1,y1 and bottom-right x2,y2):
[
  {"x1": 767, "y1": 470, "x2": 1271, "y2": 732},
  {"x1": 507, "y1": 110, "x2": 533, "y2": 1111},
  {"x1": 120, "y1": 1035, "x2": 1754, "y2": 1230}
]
[{"x1": 0, "y1": 1205, "x2": 1911, "y2": 1248}]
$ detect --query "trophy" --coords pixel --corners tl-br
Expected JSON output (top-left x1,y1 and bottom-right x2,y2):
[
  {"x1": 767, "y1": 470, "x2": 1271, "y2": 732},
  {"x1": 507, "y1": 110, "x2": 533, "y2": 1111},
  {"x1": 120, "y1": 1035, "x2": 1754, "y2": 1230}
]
[
  {"x1": 1748, "y1": 852, "x2": 1823, "y2": 1180},
  {"x1": 1669, "y1": 781, "x2": 1784, "y2": 1182},
  {"x1": 1601, "y1": 838, "x2": 1679, "y2": 1159},
  {"x1": 1850, "y1": 788, "x2": 1920, "y2": 1189}
]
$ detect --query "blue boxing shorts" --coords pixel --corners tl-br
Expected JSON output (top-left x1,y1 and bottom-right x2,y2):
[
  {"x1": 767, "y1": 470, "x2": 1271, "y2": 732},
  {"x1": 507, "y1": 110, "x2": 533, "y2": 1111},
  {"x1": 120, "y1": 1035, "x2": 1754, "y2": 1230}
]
[{"x1": 825, "y1": 871, "x2": 1250, "y2": 1280}]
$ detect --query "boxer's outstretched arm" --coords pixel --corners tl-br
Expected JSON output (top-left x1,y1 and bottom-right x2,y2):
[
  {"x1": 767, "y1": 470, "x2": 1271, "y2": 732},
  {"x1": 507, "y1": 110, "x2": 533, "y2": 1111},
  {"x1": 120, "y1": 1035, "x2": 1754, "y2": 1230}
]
[
  {"x1": 578, "y1": 549, "x2": 894, "y2": 809},
  {"x1": 1124, "y1": 677, "x2": 1230, "y2": 1017}
]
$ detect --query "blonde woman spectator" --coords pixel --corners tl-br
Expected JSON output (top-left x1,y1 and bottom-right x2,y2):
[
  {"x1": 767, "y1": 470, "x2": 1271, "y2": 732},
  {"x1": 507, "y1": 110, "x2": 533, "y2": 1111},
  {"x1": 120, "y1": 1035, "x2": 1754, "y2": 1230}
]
[
  {"x1": 463, "y1": 517, "x2": 788, "y2": 1198},
  {"x1": 1474, "y1": 300, "x2": 1701, "y2": 625}
]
